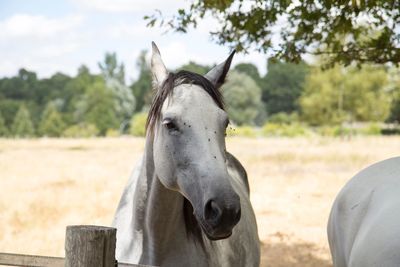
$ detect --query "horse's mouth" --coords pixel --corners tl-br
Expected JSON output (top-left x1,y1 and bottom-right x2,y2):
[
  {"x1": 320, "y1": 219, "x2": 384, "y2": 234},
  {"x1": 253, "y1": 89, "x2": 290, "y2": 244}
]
[{"x1": 196, "y1": 216, "x2": 233, "y2": 241}]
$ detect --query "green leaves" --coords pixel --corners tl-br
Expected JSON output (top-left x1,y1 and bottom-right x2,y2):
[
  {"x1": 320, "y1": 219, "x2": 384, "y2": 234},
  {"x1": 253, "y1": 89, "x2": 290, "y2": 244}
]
[
  {"x1": 11, "y1": 105, "x2": 35, "y2": 138},
  {"x1": 145, "y1": 0, "x2": 400, "y2": 65},
  {"x1": 0, "y1": 112, "x2": 9, "y2": 137},
  {"x1": 38, "y1": 103, "x2": 66, "y2": 137},
  {"x1": 300, "y1": 65, "x2": 391, "y2": 125},
  {"x1": 222, "y1": 71, "x2": 263, "y2": 125}
]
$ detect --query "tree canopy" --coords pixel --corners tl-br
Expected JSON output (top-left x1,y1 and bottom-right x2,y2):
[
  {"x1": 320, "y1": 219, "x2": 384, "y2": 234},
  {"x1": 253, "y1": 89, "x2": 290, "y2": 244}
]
[
  {"x1": 0, "y1": 112, "x2": 9, "y2": 136},
  {"x1": 38, "y1": 102, "x2": 66, "y2": 137},
  {"x1": 131, "y1": 51, "x2": 153, "y2": 112},
  {"x1": 300, "y1": 65, "x2": 390, "y2": 125},
  {"x1": 262, "y1": 60, "x2": 309, "y2": 115},
  {"x1": 222, "y1": 71, "x2": 263, "y2": 125},
  {"x1": 0, "y1": 50, "x2": 398, "y2": 137},
  {"x1": 11, "y1": 105, "x2": 35, "y2": 138},
  {"x1": 145, "y1": 0, "x2": 400, "y2": 66}
]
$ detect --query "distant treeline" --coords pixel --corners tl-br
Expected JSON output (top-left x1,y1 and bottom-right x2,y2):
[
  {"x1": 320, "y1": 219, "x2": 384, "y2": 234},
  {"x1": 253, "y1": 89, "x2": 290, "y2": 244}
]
[{"x1": 0, "y1": 51, "x2": 399, "y2": 138}]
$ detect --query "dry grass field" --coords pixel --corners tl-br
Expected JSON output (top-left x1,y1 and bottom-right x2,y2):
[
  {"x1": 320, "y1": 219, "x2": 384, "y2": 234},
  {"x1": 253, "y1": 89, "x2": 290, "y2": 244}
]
[{"x1": 0, "y1": 136, "x2": 399, "y2": 266}]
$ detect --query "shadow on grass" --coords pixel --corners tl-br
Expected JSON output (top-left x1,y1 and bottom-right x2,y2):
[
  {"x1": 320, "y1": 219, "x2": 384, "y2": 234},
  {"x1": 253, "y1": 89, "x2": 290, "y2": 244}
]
[{"x1": 260, "y1": 239, "x2": 332, "y2": 267}]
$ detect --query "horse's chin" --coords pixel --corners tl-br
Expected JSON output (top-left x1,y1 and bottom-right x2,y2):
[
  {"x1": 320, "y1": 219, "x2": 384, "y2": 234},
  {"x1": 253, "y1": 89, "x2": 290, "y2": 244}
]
[
  {"x1": 196, "y1": 216, "x2": 233, "y2": 241},
  {"x1": 204, "y1": 229, "x2": 232, "y2": 241}
]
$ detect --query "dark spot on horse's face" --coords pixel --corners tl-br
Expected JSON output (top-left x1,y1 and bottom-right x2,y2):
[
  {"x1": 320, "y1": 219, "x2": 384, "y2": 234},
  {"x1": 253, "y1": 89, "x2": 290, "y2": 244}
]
[
  {"x1": 184, "y1": 122, "x2": 186, "y2": 126},
  {"x1": 214, "y1": 156, "x2": 217, "y2": 159},
  {"x1": 214, "y1": 131, "x2": 217, "y2": 134},
  {"x1": 189, "y1": 125, "x2": 191, "y2": 128},
  {"x1": 208, "y1": 138, "x2": 210, "y2": 142}
]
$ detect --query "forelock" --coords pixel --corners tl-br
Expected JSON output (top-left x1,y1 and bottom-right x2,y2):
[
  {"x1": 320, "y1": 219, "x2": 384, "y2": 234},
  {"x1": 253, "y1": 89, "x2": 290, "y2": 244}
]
[{"x1": 145, "y1": 70, "x2": 224, "y2": 135}]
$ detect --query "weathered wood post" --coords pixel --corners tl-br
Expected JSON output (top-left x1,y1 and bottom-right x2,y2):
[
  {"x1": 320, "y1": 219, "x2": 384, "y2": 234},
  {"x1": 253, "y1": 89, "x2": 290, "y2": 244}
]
[{"x1": 65, "y1": 225, "x2": 116, "y2": 267}]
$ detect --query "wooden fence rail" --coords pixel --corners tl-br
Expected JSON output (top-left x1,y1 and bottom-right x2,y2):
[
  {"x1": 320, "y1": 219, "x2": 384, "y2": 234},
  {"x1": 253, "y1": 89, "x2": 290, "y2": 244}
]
[{"x1": 0, "y1": 225, "x2": 154, "y2": 267}]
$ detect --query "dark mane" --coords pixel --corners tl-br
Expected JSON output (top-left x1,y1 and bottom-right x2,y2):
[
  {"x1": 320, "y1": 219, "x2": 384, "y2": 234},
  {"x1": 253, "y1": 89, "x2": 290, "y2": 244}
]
[
  {"x1": 145, "y1": 70, "x2": 224, "y2": 135},
  {"x1": 146, "y1": 70, "x2": 224, "y2": 248}
]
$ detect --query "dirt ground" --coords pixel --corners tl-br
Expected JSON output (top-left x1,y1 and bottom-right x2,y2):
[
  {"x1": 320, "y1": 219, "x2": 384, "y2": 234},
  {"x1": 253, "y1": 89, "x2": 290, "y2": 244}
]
[{"x1": 0, "y1": 136, "x2": 399, "y2": 266}]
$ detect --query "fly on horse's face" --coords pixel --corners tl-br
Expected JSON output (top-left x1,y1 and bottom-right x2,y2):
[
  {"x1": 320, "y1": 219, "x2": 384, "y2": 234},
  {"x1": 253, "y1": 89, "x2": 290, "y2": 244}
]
[{"x1": 149, "y1": 43, "x2": 240, "y2": 240}]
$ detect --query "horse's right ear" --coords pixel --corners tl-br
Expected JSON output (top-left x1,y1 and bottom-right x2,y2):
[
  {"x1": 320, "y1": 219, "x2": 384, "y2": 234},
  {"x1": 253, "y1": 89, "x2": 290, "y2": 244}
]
[{"x1": 151, "y1": 42, "x2": 168, "y2": 87}]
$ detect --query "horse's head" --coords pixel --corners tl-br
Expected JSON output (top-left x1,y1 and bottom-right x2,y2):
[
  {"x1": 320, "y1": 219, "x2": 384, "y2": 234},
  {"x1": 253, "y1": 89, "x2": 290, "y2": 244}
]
[{"x1": 147, "y1": 42, "x2": 240, "y2": 240}]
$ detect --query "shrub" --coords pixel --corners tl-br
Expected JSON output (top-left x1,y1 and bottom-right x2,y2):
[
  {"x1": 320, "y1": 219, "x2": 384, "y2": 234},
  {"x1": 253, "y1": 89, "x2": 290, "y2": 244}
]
[
  {"x1": 130, "y1": 113, "x2": 147, "y2": 137},
  {"x1": 316, "y1": 123, "x2": 382, "y2": 137},
  {"x1": 267, "y1": 112, "x2": 299, "y2": 124},
  {"x1": 63, "y1": 124, "x2": 99, "y2": 138},
  {"x1": 227, "y1": 125, "x2": 257, "y2": 137},
  {"x1": 262, "y1": 123, "x2": 309, "y2": 137},
  {"x1": 359, "y1": 123, "x2": 381, "y2": 135},
  {"x1": 316, "y1": 126, "x2": 340, "y2": 137},
  {"x1": 381, "y1": 124, "x2": 400, "y2": 135},
  {"x1": 106, "y1": 128, "x2": 120, "y2": 137}
]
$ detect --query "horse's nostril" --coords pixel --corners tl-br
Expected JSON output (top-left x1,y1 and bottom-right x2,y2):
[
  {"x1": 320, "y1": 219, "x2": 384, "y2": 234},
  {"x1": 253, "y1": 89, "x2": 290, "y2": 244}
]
[{"x1": 204, "y1": 200, "x2": 222, "y2": 225}]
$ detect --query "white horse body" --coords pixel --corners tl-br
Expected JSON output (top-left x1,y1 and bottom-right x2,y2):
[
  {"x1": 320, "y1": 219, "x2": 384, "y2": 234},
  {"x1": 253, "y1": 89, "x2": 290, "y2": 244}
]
[
  {"x1": 328, "y1": 157, "x2": 400, "y2": 267},
  {"x1": 112, "y1": 43, "x2": 260, "y2": 267}
]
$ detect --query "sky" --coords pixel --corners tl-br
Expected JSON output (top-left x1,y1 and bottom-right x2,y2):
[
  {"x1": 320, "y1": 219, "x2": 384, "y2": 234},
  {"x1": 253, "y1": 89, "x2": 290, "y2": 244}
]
[{"x1": 0, "y1": 0, "x2": 268, "y2": 83}]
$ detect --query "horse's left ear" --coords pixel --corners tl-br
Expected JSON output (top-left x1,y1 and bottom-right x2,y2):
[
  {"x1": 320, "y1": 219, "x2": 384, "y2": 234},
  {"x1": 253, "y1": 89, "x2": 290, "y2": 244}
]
[
  {"x1": 151, "y1": 41, "x2": 168, "y2": 87},
  {"x1": 205, "y1": 50, "x2": 235, "y2": 89}
]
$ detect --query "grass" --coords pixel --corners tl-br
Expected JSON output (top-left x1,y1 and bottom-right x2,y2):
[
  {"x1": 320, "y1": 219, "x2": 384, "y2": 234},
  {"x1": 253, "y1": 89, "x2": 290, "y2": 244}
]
[{"x1": 0, "y1": 136, "x2": 399, "y2": 266}]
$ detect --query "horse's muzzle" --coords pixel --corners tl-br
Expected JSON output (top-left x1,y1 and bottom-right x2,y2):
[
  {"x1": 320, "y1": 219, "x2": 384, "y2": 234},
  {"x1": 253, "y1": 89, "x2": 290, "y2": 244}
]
[{"x1": 198, "y1": 196, "x2": 241, "y2": 240}]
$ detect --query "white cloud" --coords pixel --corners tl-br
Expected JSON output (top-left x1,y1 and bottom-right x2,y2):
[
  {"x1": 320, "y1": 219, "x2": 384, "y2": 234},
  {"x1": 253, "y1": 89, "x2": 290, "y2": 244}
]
[
  {"x1": 0, "y1": 14, "x2": 83, "y2": 40},
  {"x1": 106, "y1": 20, "x2": 164, "y2": 39},
  {"x1": 161, "y1": 41, "x2": 216, "y2": 69},
  {"x1": 0, "y1": 13, "x2": 87, "y2": 78},
  {"x1": 234, "y1": 51, "x2": 267, "y2": 76},
  {"x1": 37, "y1": 42, "x2": 82, "y2": 58},
  {"x1": 71, "y1": 0, "x2": 182, "y2": 13},
  {"x1": 0, "y1": 3, "x2": 268, "y2": 80}
]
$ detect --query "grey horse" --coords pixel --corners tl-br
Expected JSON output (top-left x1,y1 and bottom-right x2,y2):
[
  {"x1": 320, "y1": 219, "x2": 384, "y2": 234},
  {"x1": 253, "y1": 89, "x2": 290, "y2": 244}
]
[
  {"x1": 328, "y1": 157, "x2": 400, "y2": 267},
  {"x1": 112, "y1": 43, "x2": 260, "y2": 267}
]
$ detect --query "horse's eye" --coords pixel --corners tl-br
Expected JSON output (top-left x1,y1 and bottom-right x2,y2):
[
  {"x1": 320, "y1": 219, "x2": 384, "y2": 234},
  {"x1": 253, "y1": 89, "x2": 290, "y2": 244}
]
[{"x1": 162, "y1": 119, "x2": 178, "y2": 131}]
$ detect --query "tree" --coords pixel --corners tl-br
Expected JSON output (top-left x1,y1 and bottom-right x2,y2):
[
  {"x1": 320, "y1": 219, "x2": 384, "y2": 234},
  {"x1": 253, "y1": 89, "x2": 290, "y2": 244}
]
[
  {"x1": 0, "y1": 112, "x2": 9, "y2": 137},
  {"x1": 35, "y1": 72, "x2": 72, "y2": 108},
  {"x1": 0, "y1": 69, "x2": 38, "y2": 100},
  {"x1": 387, "y1": 67, "x2": 400, "y2": 123},
  {"x1": 106, "y1": 79, "x2": 136, "y2": 123},
  {"x1": 129, "y1": 112, "x2": 148, "y2": 137},
  {"x1": 11, "y1": 105, "x2": 35, "y2": 137},
  {"x1": 300, "y1": 66, "x2": 390, "y2": 125},
  {"x1": 63, "y1": 65, "x2": 101, "y2": 125},
  {"x1": 234, "y1": 63, "x2": 262, "y2": 87},
  {"x1": 222, "y1": 71, "x2": 263, "y2": 125},
  {"x1": 0, "y1": 69, "x2": 42, "y2": 126},
  {"x1": 98, "y1": 52, "x2": 125, "y2": 83},
  {"x1": 38, "y1": 102, "x2": 66, "y2": 137},
  {"x1": 262, "y1": 60, "x2": 309, "y2": 115},
  {"x1": 0, "y1": 99, "x2": 20, "y2": 128},
  {"x1": 178, "y1": 61, "x2": 211, "y2": 74},
  {"x1": 146, "y1": 1, "x2": 400, "y2": 66},
  {"x1": 77, "y1": 80, "x2": 119, "y2": 135},
  {"x1": 99, "y1": 52, "x2": 136, "y2": 123},
  {"x1": 131, "y1": 50, "x2": 153, "y2": 112}
]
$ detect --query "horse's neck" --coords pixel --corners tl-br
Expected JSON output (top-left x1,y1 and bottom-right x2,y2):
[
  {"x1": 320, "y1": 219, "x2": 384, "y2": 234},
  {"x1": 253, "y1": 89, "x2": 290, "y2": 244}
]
[{"x1": 137, "y1": 138, "x2": 187, "y2": 264}]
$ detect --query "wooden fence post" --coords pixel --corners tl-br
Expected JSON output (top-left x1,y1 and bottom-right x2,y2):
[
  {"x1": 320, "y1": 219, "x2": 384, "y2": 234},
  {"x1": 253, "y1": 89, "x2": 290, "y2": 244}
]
[{"x1": 65, "y1": 225, "x2": 116, "y2": 267}]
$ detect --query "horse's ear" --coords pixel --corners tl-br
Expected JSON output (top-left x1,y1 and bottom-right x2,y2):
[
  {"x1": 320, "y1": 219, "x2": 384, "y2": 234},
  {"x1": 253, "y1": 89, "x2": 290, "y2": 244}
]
[
  {"x1": 205, "y1": 50, "x2": 235, "y2": 89},
  {"x1": 151, "y1": 41, "x2": 168, "y2": 87}
]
